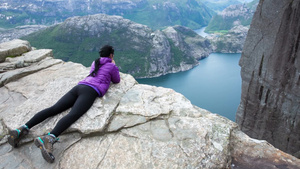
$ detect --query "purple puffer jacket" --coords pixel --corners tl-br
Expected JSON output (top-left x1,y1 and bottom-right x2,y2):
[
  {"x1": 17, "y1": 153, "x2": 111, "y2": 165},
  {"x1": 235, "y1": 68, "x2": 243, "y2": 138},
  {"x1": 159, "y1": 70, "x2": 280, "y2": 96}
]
[{"x1": 78, "y1": 57, "x2": 120, "y2": 97}]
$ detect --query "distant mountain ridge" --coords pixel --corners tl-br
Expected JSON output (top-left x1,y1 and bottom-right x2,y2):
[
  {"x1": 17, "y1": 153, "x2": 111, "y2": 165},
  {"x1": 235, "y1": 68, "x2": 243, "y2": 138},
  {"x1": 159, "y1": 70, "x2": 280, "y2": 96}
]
[
  {"x1": 205, "y1": 0, "x2": 258, "y2": 33},
  {"x1": 0, "y1": 25, "x2": 47, "y2": 43},
  {"x1": 0, "y1": 0, "x2": 214, "y2": 30},
  {"x1": 22, "y1": 14, "x2": 212, "y2": 78},
  {"x1": 201, "y1": 0, "x2": 242, "y2": 12}
]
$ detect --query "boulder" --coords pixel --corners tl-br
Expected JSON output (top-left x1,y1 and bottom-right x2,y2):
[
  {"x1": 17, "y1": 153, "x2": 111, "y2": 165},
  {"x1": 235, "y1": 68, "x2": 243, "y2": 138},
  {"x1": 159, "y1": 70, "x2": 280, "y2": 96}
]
[
  {"x1": 0, "y1": 39, "x2": 31, "y2": 63},
  {"x1": 0, "y1": 49, "x2": 60, "y2": 87}
]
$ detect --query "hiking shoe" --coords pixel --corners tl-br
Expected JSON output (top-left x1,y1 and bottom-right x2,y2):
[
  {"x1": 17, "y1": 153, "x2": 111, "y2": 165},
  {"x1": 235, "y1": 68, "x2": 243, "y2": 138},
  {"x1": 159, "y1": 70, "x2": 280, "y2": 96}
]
[
  {"x1": 8, "y1": 125, "x2": 29, "y2": 148},
  {"x1": 34, "y1": 134, "x2": 59, "y2": 163}
]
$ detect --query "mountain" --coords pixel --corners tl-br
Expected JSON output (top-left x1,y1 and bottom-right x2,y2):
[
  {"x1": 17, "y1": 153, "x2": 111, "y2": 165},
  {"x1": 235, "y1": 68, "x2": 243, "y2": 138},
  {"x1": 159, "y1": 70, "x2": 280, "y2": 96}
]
[
  {"x1": 237, "y1": 0, "x2": 300, "y2": 158},
  {"x1": 0, "y1": 25, "x2": 47, "y2": 43},
  {"x1": 21, "y1": 14, "x2": 211, "y2": 78},
  {"x1": 1, "y1": 39, "x2": 299, "y2": 168},
  {"x1": 238, "y1": 0, "x2": 254, "y2": 2},
  {"x1": 200, "y1": 0, "x2": 242, "y2": 12},
  {"x1": 201, "y1": 0, "x2": 258, "y2": 53},
  {"x1": 205, "y1": 0, "x2": 259, "y2": 33},
  {"x1": 122, "y1": 0, "x2": 215, "y2": 30},
  {"x1": 208, "y1": 25, "x2": 248, "y2": 53},
  {"x1": 0, "y1": 0, "x2": 214, "y2": 30}
]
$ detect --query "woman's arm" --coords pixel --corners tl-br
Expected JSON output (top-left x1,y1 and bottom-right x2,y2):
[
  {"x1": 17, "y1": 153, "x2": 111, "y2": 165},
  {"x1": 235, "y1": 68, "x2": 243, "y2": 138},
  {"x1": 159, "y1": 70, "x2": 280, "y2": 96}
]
[{"x1": 111, "y1": 65, "x2": 120, "y2": 84}]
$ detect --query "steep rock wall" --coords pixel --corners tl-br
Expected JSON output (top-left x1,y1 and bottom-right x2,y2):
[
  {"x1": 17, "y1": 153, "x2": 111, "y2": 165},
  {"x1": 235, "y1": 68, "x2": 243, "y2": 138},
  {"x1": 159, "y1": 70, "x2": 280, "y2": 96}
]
[{"x1": 237, "y1": 0, "x2": 300, "y2": 157}]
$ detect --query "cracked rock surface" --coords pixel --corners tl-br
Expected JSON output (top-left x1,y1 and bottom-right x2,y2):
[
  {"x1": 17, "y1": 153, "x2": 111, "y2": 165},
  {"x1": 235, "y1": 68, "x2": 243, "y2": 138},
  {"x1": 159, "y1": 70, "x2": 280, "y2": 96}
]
[{"x1": 0, "y1": 39, "x2": 299, "y2": 168}]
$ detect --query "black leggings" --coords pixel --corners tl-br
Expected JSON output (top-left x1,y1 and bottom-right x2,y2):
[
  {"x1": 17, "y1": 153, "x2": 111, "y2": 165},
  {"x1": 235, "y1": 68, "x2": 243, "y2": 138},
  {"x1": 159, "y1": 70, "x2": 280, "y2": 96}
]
[{"x1": 25, "y1": 85, "x2": 99, "y2": 137}]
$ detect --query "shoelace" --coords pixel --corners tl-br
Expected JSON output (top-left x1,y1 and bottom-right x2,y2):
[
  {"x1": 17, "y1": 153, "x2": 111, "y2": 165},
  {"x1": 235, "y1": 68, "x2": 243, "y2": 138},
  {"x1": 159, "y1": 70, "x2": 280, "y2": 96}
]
[{"x1": 44, "y1": 136, "x2": 59, "y2": 152}]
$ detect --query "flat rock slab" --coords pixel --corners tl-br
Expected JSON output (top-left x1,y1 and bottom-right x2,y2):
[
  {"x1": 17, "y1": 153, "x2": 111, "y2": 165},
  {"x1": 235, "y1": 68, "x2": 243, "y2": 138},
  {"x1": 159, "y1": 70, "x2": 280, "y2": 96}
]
[{"x1": 0, "y1": 39, "x2": 31, "y2": 62}]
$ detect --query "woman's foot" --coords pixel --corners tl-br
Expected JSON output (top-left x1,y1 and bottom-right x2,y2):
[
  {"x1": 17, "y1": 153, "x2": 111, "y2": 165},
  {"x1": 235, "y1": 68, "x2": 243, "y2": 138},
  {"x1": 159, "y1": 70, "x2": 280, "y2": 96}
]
[
  {"x1": 34, "y1": 134, "x2": 59, "y2": 163},
  {"x1": 8, "y1": 125, "x2": 29, "y2": 148}
]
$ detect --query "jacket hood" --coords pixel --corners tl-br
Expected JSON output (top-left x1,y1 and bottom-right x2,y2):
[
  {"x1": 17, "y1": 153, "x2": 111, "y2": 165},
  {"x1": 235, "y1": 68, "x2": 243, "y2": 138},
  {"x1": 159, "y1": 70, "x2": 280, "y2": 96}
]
[{"x1": 100, "y1": 57, "x2": 112, "y2": 64}]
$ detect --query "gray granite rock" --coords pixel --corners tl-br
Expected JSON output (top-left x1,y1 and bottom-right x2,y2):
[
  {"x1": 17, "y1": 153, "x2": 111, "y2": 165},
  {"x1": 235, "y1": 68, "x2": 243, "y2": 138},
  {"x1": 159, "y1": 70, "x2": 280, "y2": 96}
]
[
  {"x1": 0, "y1": 39, "x2": 31, "y2": 63},
  {"x1": 236, "y1": 0, "x2": 300, "y2": 158}
]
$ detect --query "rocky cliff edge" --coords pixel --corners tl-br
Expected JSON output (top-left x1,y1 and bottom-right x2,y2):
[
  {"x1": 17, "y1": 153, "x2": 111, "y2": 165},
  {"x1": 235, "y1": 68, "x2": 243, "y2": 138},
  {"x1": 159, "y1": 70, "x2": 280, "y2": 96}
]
[
  {"x1": 0, "y1": 39, "x2": 299, "y2": 168},
  {"x1": 236, "y1": 0, "x2": 300, "y2": 158}
]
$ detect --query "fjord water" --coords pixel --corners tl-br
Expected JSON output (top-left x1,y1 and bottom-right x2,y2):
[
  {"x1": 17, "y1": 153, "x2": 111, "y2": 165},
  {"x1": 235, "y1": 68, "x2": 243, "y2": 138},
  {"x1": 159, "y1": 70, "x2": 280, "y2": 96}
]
[{"x1": 137, "y1": 51, "x2": 241, "y2": 121}]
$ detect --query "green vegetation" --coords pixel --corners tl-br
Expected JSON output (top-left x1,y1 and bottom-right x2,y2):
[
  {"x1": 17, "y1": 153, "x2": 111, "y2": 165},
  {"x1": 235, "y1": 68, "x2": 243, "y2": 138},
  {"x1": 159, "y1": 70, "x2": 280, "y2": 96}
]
[
  {"x1": 123, "y1": 0, "x2": 214, "y2": 30},
  {"x1": 21, "y1": 15, "x2": 201, "y2": 78},
  {"x1": 205, "y1": 15, "x2": 235, "y2": 33},
  {"x1": 0, "y1": 0, "x2": 215, "y2": 30},
  {"x1": 0, "y1": 8, "x2": 61, "y2": 28},
  {"x1": 205, "y1": 13, "x2": 252, "y2": 33},
  {"x1": 173, "y1": 26, "x2": 199, "y2": 38},
  {"x1": 246, "y1": 0, "x2": 259, "y2": 9},
  {"x1": 168, "y1": 39, "x2": 185, "y2": 67},
  {"x1": 21, "y1": 23, "x2": 156, "y2": 77},
  {"x1": 215, "y1": 40, "x2": 226, "y2": 52},
  {"x1": 200, "y1": 0, "x2": 241, "y2": 12},
  {"x1": 0, "y1": 10, "x2": 28, "y2": 28},
  {"x1": 167, "y1": 27, "x2": 198, "y2": 66}
]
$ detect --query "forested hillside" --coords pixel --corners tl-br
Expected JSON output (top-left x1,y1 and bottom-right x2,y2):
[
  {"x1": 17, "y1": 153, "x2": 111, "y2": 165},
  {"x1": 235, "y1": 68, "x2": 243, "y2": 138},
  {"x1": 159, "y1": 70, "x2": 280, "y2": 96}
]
[
  {"x1": 22, "y1": 14, "x2": 211, "y2": 78},
  {"x1": 205, "y1": 0, "x2": 258, "y2": 33},
  {"x1": 0, "y1": 0, "x2": 214, "y2": 30}
]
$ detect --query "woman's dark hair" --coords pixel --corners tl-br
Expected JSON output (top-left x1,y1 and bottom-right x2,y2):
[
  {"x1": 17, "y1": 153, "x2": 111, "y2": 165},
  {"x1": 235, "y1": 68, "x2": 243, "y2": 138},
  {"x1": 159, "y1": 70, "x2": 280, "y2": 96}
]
[
  {"x1": 99, "y1": 45, "x2": 114, "y2": 58},
  {"x1": 89, "y1": 45, "x2": 114, "y2": 77}
]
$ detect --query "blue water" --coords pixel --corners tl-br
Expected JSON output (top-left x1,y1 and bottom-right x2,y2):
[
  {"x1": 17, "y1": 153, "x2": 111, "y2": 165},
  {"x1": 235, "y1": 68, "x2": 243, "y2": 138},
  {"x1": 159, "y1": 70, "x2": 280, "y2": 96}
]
[
  {"x1": 137, "y1": 53, "x2": 242, "y2": 121},
  {"x1": 194, "y1": 27, "x2": 209, "y2": 38}
]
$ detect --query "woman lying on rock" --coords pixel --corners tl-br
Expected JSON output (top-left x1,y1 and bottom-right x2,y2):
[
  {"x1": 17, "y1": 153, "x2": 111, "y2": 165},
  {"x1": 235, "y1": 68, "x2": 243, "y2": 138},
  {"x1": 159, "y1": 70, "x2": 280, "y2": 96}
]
[{"x1": 8, "y1": 45, "x2": 120, "y2": 163}]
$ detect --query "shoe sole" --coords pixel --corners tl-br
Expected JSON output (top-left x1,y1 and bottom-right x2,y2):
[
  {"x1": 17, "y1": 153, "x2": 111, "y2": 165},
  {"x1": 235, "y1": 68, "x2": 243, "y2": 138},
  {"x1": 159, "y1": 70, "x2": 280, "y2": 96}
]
[
  {"x1": 8, "y1": 130, "x2": 19, "y2": 148},
  {"x1": 34, "y1": 137, "x2": 55, "y2": 163}
]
